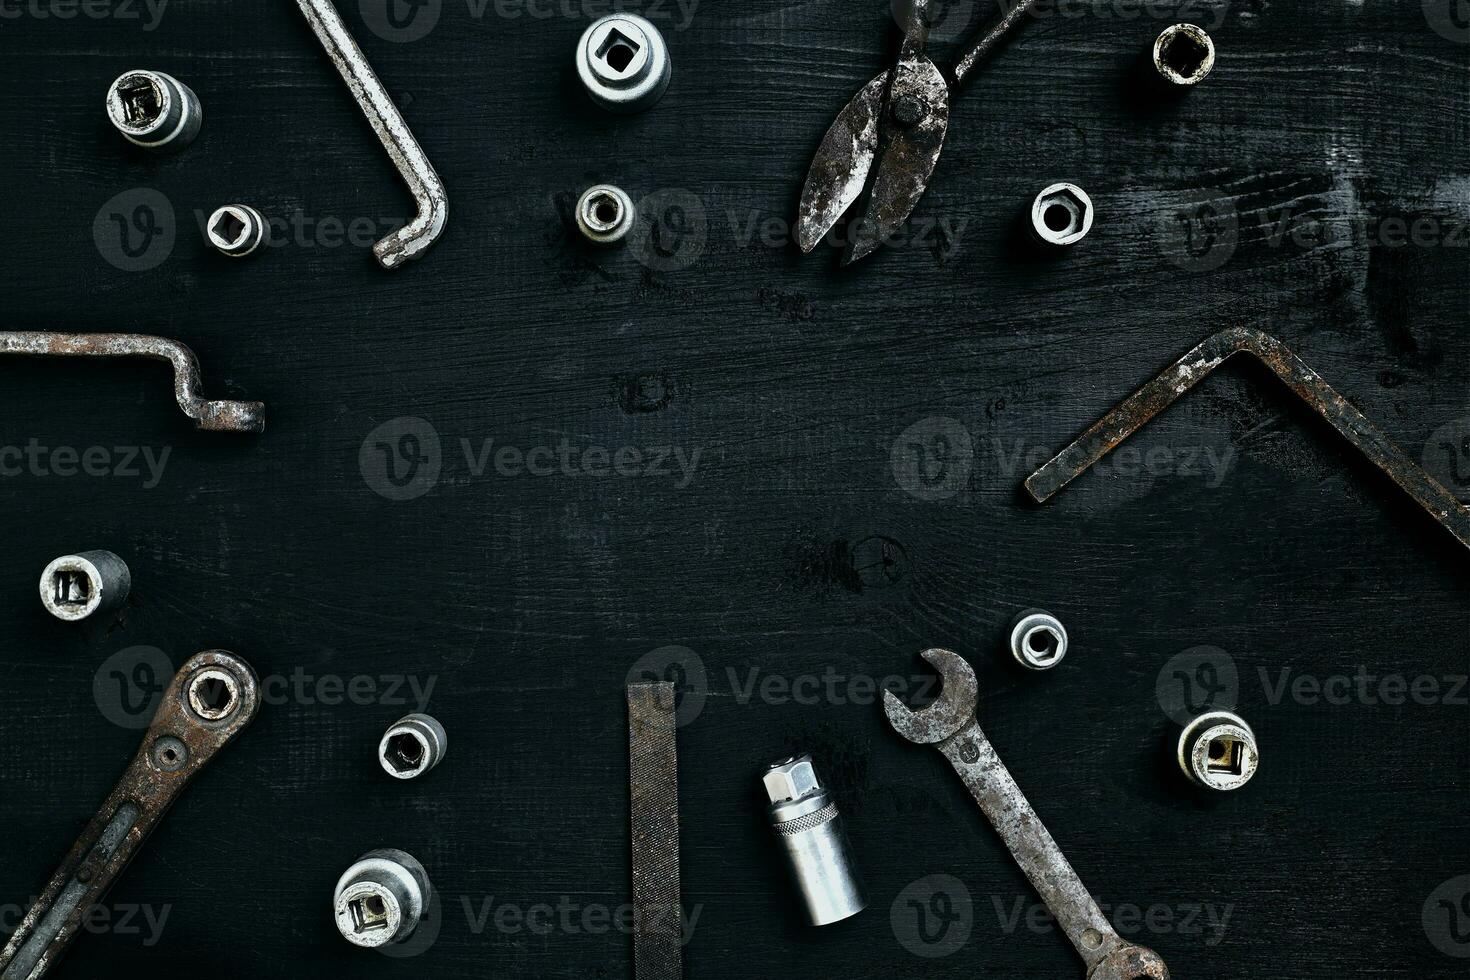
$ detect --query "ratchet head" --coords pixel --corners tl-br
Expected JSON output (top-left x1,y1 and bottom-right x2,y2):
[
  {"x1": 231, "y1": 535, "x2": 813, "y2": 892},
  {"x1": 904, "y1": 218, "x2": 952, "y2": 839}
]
[
  {"x1": 1090, "y1": 942, "x2": 1169, "y2": 980},
  {"x1": 882, "y1": 647, "x2": 977, "y2": 744}
]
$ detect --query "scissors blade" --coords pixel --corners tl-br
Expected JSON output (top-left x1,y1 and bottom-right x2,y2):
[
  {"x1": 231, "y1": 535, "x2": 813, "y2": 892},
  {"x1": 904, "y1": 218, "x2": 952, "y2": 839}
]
[
  {"x1": 843, "y1": 55, "x2": 950, "y2": 265},
  {"x1": 795, "y1": 70, "x2": 890, "y2": 254}
]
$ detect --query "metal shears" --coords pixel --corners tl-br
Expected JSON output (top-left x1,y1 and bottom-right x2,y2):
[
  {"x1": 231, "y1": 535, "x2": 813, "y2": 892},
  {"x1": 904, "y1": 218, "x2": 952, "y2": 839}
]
[{"x1": 796, "y1": 0, "x2": 1040, "y2": 265}]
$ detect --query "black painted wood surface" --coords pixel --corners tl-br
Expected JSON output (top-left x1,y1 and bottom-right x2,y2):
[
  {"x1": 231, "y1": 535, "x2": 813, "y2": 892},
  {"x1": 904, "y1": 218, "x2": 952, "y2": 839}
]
[{"x1": 1, "y1": 1, "x2": 1467, "y2": 978}]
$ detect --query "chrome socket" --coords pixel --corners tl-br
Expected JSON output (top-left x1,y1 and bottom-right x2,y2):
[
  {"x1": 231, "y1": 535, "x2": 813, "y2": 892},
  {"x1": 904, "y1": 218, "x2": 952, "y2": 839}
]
[
  {"x1": 763, "y1": 754, "x2": 866, "y2": 926},
  {"x1": 575, "y1": 184, "x2": 636, "y2": 245},
  {"x1": 1177, "y1": 710, "x2": 1258, "y2": 791},
  {"x1": 1009, "y1": 609, "x2": 1068, "y2": 671},
  {"x1": 575, "y1": 14, "x2": 671, "y2": 113},
  {"x1": 378, "y1": 713, "x2": 447, "y2": 779},
  {"x1": 105, "y1": 70, "x2": 202, "y2": 152},
  {"x1": 206, "y1": 205, "x2": 266, "y2": 258},
  {"x1": 1029, "y1": 183, "x2": 1093, "y2": 247},
  {"x1": 1152, "y1": 24, "x2": 1216, "y2": 87},
  {"x1": 39, "y1": 551, "x2": 131, "y2": 622},
  {"x1": 333, "y1": 849, "x2": 432, "y2": 948}
]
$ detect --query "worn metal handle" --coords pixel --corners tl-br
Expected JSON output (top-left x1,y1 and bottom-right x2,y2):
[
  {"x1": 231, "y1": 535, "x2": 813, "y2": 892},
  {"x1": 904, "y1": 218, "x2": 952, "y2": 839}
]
[
  {"x1": 0, "y1": 651, "x2": 260, "y2": 980},
  {"x1": 951, "y1": 0, "x2": 1040, "y2": 88}
]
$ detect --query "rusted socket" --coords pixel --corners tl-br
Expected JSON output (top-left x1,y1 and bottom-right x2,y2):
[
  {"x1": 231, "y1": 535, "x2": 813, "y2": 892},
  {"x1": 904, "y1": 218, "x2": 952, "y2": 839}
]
[
  {"x1": 39, "y1": 551, "x2": 131, "y2": 622},
  {"x1": 1152, "y1": 24, "x2": 1215, "y2": 87}
]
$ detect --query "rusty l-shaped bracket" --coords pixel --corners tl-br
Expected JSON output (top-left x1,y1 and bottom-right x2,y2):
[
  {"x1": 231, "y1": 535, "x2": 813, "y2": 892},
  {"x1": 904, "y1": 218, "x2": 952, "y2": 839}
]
[{"x1": 1025, "y1": 327, "x2": 1470, "y2": 552}]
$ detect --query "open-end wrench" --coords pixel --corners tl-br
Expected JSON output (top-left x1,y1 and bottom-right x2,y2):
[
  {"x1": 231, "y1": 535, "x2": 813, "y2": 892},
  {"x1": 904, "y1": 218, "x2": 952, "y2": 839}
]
[
  {"x1": 884, "y1": 648, "x2": 1168, "y2": 980},
  {"x1": 0, "y1": 651, "x2": 260, "y2": 980},
  {"x1": 296, "y1": 0, "x2": 448, "y2": 269}
]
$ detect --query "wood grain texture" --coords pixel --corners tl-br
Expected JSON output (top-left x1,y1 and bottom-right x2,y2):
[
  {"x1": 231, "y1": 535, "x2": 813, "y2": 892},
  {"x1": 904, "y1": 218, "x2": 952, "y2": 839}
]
[{"x1": 0, "y1": 1, "x2": 1466, "y2": 978}]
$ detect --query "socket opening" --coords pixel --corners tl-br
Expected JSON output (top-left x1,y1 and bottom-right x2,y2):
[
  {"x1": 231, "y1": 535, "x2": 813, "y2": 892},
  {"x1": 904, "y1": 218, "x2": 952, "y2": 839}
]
[
  {"x1": 188, "y1": 668, "x2": 240, "y2": 721},
  {"x1": 1160, "y1": 31, "x2": 1209, "y2": 80},
  {"x1": 597, "y1": 29, "x2": 640, "y2": 73},
  {"x1": 584, "y1": 191, "x2": 624, "y2": 232},
  {"x1": 1043, "y1": 203, "x2": 1073, "y2": 233},
  {"x1": 1206, "y1": 736, "x2": 1245, "y2": 776},
  {"x1": 1025, "y1": 627, "x2": 1061, "y2": 664},
  {"x1": 348, "y1": 890, "x2": 393, "y2": 935},
  {"x1": 384, "y1": 731, "x2": 428, "y2": 775},
  {"x1": 52, "y1": 568, "x2": 93, "y2": 608},
  {"x1": 211, "y1": 209, "x2": 249, "y2": 248},
  {"x1": 117, "y1": 75, "x2": 164, "y2": 127}
]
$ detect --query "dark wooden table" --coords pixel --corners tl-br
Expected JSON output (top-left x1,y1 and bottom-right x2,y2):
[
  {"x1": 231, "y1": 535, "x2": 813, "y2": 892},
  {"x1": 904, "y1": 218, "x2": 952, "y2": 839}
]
[{"x1": 2, "y1": 1, "x2": 1467, "y2": 977}]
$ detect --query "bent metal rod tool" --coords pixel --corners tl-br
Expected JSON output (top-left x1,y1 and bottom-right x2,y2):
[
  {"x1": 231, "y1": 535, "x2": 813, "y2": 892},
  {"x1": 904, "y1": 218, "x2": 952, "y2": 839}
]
[
  {"x1": 627, "y1": 682, "x2": 682, "y2": 979},
  {"x1": 1025, "y1": 326, "x2": 1470, "y2": 552},
  {"x1": 0, "y1": 651, "x2": 260, "y2": 980},
  {"x1": 296, "y1": 0, "x2": 448, "y2": 269},
  {"x1": 0, "y1": 332, "x2": 264, "y2": 432},
  {"x1": 885, "y1": 648, "x2": 1168, "y2": 980},
  {"x1": 797, "y1": 0, "x2": 1041, "y2": 265}
]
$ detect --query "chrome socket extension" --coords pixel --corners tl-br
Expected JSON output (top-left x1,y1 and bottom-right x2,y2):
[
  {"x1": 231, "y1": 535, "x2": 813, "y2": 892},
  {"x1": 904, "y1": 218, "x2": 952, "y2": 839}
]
[{"x1": 763, "y1": 754, "x2": 866, "y2": 926}]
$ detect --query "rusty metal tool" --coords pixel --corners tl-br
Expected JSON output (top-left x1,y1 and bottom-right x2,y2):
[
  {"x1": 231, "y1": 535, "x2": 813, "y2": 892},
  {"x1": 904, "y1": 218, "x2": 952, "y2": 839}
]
[
  {"x1": 0, "y1": 651, "x2": 260, "y2": 980},
  {"x1": 627, "y1": 682, "x2": 682, "y2": 979},
  {"x1": 796, "y1": 0, "x2": 1041, "y2": 265},
  {"x1": 296, "y1": 0, "x2": 448, "y2": 269},
  {"x1": 884, "y1": 648, "x2": 1169, "y2": 980},
  {"x1": 1025, "y1": 326, "x2": 1470, "y2": 552},
  {"x1": 0, "y1": 332, "x2": 264, "y2": 432}
]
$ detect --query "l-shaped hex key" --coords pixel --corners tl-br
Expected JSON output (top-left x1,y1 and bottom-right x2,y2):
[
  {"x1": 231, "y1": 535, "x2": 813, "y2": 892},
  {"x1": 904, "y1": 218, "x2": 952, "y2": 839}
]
[
  {"x1": 296, "y1": 0, "x2": 448, "y2": 269},
  {"x1": 1025, "y1": 327, "x2": 1470, "y2": 552},
  {"x1": 0, "y1": 332, "x2": 265, "y2": 432}
]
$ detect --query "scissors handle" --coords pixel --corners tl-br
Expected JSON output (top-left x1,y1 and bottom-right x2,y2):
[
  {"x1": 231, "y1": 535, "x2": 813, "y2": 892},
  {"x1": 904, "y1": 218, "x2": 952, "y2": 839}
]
[
  {"x1": 897, "y1": 0, "x2": 935, "y2": 59},
  {"x1": 952, "y1": 0, "x2": 1040, "y2": 88}
]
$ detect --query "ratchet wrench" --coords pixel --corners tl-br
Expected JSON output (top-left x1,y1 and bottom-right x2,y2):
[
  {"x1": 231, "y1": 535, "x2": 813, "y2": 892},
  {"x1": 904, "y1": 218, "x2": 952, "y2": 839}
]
[{"x1": 0, "y1": 651, "x2": 260, "y2": 980}]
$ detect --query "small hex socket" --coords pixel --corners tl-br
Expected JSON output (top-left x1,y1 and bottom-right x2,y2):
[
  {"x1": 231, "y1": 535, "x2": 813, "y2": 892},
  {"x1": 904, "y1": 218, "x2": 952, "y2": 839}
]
[
  {"x1": 1010, "y1": 609, "x2": 1068, "y2": 670},
  {"x1": 1177, "y1": 710, "x2": 1258, "y2": 791},
  {"x1": 106, "y1": 70, "x2": 202, "y2": 152},
  {"x1": 206, "y1": 205, "x2": 266, "y2": 257},
  {"x1": 763, "y1": 754, "x2": 866, "y2": 926},
  {"x1": 575, "y1": 184, "x2": 636, "y2": 245},
  {"x1": 39, "y1": 551, "x2": 131, "y2": 622},
  {"x1": 576, "y1": 13, "x2": 671, "y2": 113},
  {"x1": 378, "y1": 713, "x2": 447, "y2": 779},
  {"x1": 333, "y1": 849, "x2": 432, "y2": 948},
  {"x1": 1029, "y1": 183, "x2": 1093, "y2": 247},
  {"x1": 1152, "y1": 24, "x2": 1216, "y2": 87}
]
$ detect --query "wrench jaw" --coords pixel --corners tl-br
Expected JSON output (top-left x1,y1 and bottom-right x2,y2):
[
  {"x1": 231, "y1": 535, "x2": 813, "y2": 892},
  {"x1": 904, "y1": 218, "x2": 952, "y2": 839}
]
[
  {"x1": 881, "y1": 648, "x2": 978, "y2": 744},
  {"x1": 1088, "y1": 942, "x2": 1169, "y2": 980}
]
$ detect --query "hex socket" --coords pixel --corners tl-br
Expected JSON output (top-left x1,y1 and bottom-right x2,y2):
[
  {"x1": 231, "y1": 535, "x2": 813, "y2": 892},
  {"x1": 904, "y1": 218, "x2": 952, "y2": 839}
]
[
  {"x1": 333, "y1": 849, "x2": 432, "y2": 948},
  {"x1": 378, "y1": 713, "x2": 447, "y2": 779},
  {"x1": 39, "y1": 550, "x2": 131, "y2": 622},
  {"x1": 106, "y1": 70, "x2": 202, "y2": 152},
  {"x1": 763, "y1": 755, "x2": 866, "y2": 926}
]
